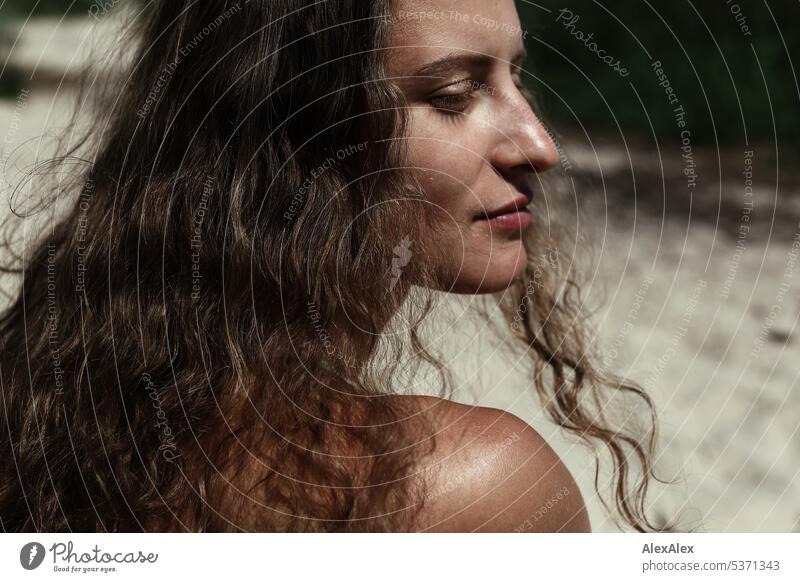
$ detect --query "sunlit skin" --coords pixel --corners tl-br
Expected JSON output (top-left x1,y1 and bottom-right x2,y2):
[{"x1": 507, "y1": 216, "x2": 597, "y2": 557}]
[
  {"x1": 386, "y1": 0, "x2": 590, "y2": 532},
  {"x1": 386, "y1": 0, "x2": 559, "y2": 294}
]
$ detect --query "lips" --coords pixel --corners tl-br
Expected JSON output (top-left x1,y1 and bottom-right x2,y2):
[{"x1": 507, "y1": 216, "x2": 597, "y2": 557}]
[{"x1": 474, "y1": 195, "x2": 533, "y2": 231}]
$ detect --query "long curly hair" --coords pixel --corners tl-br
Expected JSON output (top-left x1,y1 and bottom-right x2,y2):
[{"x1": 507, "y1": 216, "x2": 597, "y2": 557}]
[{"x1": 0, "y1": 0, "x2": 671, "y2": 532}]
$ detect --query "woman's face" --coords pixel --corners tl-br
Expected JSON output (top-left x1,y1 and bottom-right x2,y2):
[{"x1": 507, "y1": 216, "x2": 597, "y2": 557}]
[{"x1": 386, "y1": 0, "x2": 558, "y2": 294}]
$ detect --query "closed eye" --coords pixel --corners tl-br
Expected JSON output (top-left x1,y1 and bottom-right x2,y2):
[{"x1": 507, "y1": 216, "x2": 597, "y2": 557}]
[
  {"x1": 428, "y1": 79, "x2": 481, "y2": 115},
  {"x1": 430, "y1": 91, "x2": 474, "y2": 114}
]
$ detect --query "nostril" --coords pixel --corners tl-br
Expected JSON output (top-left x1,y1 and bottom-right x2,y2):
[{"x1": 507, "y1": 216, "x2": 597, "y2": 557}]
[{"x1": 518, "y1": 178, "x2": 537, "y2": 203}]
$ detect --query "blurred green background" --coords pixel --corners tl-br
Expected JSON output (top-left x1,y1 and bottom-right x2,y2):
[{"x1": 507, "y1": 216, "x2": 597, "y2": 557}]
[
  {"x1": 1, "y1": 0, "x2": 798, "y2": 146},
  {"x1": 521, "y1": 1, "x2": 798, "y2": 147}
]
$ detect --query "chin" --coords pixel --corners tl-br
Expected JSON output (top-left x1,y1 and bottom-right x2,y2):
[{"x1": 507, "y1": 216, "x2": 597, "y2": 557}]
[{"x1": 451, "y1": 243, "x2": 529, "y2": 295}]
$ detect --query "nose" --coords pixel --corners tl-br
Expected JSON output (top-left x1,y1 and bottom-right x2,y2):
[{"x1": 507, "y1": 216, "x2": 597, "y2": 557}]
[{"x1": 489, "y1": 94, "x2": 559, "y2": 184}]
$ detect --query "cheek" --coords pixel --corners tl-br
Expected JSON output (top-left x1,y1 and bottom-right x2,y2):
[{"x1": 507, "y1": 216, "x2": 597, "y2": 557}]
[
  {"x1": 402, "y1": 113, "x2": 529, "y2": 293},
  {"x1": 406, "y1": 115, "x2": 487, "y2": 215}
]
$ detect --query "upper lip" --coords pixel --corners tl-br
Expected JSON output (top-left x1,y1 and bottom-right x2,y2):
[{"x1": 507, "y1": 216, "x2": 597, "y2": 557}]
[{"x1": 475, "y1": 194, "x2": 531, "y2": 220}]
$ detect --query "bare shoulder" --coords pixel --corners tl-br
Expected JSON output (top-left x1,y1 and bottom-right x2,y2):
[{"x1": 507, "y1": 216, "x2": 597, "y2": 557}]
[{"x1": 397, "y1": 395, "x2": 591, "y2": 533}]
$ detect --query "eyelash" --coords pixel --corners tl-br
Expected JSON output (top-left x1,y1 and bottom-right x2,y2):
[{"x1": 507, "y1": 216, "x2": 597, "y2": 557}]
[
  {"x1": 429, "y1": 88, "x2": 475, "y2": 115},
  {"x1": 428, "y1": 67, "x2": 527, "y2": 116},
  {"x1": 430, "y1": 79, "x2": 477, "y2": 115}
]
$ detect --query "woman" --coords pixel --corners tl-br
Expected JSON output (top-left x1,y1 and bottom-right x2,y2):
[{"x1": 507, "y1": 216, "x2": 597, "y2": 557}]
[{"x1": 0, "y1": 0, "x2": 667, "y2": 532}]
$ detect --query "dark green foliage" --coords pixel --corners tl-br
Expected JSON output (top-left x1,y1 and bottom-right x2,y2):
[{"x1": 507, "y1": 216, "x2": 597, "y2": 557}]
[{"x1": 519, "y1": 0, "x2": 799, "y2": 144}]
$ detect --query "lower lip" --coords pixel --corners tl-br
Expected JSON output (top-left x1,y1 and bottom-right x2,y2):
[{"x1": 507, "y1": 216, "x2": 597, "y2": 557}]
[{"x1": 476, "y1": 209, "x2": 532, "y2": 231}]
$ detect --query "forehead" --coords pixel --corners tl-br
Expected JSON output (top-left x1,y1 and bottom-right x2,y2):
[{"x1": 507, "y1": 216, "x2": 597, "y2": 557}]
[{"x1": 387, "y1": 0, "x2": 525, "y2": 71}]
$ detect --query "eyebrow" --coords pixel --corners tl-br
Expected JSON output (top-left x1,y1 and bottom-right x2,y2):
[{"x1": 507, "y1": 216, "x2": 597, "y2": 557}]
[{"x1": 407, "y1": 48, "x2": 529, "y2": 80}]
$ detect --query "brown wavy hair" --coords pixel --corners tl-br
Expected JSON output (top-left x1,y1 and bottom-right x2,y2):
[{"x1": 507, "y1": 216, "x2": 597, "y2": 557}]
[{"x1": 0, "y1": 0, "x2": 671, "y2": 532}]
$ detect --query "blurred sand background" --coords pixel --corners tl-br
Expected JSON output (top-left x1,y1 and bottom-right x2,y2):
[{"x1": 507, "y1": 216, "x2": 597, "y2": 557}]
[{"x1": 1, "y1": 16, "x2": 797, "y2": 533}]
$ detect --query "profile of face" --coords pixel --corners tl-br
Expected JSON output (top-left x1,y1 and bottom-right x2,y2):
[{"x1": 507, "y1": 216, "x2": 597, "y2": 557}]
[{"x1": 386, "y1": 0, "x2": 559, "y2": 294}]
